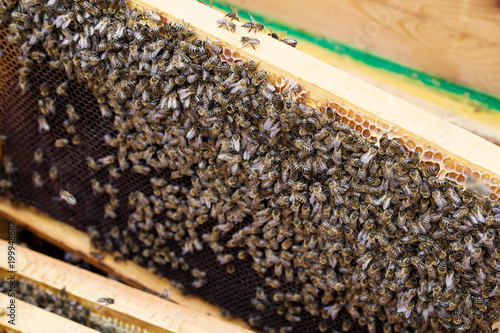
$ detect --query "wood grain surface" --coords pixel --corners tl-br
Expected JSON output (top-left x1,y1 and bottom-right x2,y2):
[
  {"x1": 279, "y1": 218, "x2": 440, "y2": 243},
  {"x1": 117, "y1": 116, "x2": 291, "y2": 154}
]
[
  {"x1": 223, "y1": 0, "x2": 500, "y2": 96},
  {"x1": 0, "y1": 238, "x2": 254, "y2": 333},
  {"x1": 0, "y1": 199, "x2": 252, "y2": 331},
  {"x1": 0, "y1": 293, "x2": 99, "y2": 333}
]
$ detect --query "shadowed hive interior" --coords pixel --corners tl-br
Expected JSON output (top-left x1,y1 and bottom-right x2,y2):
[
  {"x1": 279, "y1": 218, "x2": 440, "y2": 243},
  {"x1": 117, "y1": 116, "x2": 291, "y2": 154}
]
[{"x1": 1, "y1": 0, "x2": 500, "y2": 332}]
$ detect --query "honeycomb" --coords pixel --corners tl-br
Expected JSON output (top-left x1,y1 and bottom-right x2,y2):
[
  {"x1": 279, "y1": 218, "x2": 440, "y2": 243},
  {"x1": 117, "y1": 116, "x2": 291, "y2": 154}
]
[
  {"x1": 326, "y1": 102, "x2": 500, "y2": 202},
  {"x1": 0, "y1": 0, "x2": 500, "y2": 333},
  {"x1": 204, "y1": 39, "x2": 500, "y2": 203}
]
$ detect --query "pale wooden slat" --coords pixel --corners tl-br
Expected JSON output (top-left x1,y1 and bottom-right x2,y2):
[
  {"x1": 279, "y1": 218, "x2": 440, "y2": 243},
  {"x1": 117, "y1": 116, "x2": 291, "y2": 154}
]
[
  {"x1": 0, "y1": 199, "x2": 251, "y2": 331},
  {"x1": 0, "y1": 293, "x2": 99, "y2": 333},
  {"x1": 223, "y1": 0, "x2": 500, "y2": 97},
  {"x1": 0, "y1": 238, "x2": 254, "y2": 333}
]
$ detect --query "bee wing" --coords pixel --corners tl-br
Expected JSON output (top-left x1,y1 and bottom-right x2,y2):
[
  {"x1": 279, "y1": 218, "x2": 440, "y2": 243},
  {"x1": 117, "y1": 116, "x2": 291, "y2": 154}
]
[
  {"x1": 278, "y1": 31, "x2": 288, "y2": 39},
  {"x1": 248, "y1": 13, "x2": 257, "y2": 23}
]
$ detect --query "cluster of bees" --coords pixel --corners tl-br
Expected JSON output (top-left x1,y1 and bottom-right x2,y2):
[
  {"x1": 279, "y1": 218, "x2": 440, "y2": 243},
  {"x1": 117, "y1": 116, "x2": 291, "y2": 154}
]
[
  {"x1": 217, "y1": 6, "x2": 297, "y2": 50},
  {"x1": 1, "y1": 0, "x2": 500, "y2": 332},
  {"x1": 0, "y1": 278, "x2": 124, "y2": 332}
]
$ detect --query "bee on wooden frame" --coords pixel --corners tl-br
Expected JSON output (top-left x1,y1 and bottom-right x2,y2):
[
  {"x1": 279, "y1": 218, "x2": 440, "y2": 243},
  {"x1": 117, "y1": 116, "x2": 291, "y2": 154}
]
[
  {"x1": 268, "y1": 26, "x2": 297, "y2": 48},
  {"x1": 216, "y1": 18, "x2": 236, "y2": 33},
  {"x1": 243, "y1": 14, "x2": 264, "y2": 33},
  {"x1": 225, "y1": 5, "x2": 239, "y2": 21},
  {"x1": 241, "y1": 36, "x2": 260, "y2": 50}
]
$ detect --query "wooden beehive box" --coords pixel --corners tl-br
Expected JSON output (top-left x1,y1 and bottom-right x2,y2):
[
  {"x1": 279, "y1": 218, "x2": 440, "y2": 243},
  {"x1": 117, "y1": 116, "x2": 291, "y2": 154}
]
[{"x1": 1, "y1": 0, "x2": 500, "y2": 332}]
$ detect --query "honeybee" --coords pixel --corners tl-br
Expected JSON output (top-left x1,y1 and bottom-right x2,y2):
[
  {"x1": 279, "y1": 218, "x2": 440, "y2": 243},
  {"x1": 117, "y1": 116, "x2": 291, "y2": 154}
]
[
  {"x1": 243, "y1": 13, "x2": 264, "y2": 33},
  {"x1": 32, "y1": 171, "x2": 44, "y2": 188},
  {"x1": 240, "y1": 36, "x2": 260, "y2": 50},
  {"x1": 225, "y1": 5, "x2": 239, "y2": 21},
  {"x1": 431, "y1": 190, "x2": 447, "y2": 209},
  {"x1": 19, "y1": 66, "x2": 31, "y2": 76},
  {"x1": 342, "y1": 320, "x2": 352, "y2": 332},
  {"x1": 38, "y1": 115, "x2": 50, "y2": 132},
  {"x1": 55, "y1": 138, "x2": 69, "y2": 148},
  {"x1": 59, "y1": 190, "x2": 77, "y2": 206},
  {"x1": 97, "y1": 298, "x2": 114, "y2": 306},
  {"x1": 486, "y1": 216, "x2": 500, "y2": 227},
  {"x1": 33, "y1": 148, "x2": 43, "y2": 164},
  {"x1": 39, "y1": 82, "x2": 49, "y2": 97},
  {"x1": 56, "y1": 81, "x2": 69, "y2": 95},
  {"x1": 268, "y1": 26, "x2": 297, "y2": 48},
  {"x1": 46, "y1": 166, "x2": 58, "y2": 182},
  {"x1": 217, "y1": 18, "x2": 236, "y2": 32},
  {"x1": 66, "y1": 104, "x2": 80, "y2": 122},
  {"x1": 422, "y1": 164, "x2": 439, "y2": 177}
]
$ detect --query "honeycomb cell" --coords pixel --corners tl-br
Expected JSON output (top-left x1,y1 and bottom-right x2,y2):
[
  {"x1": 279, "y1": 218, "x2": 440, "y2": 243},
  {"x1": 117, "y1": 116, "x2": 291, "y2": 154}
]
[{"x1": 322, "y1": 98, "x2": 500, "y2": 198}]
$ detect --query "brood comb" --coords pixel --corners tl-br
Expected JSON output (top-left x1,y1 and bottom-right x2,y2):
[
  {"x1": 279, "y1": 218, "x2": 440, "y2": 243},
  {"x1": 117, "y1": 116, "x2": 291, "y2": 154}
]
[{"x1": 1, "y1": 0, "x2": 500, "y2": 332}]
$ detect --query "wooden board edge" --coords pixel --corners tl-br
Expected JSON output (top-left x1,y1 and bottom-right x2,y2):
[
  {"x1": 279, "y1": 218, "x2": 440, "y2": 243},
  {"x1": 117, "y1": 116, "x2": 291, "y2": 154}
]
[
  {"x1": 0, "y1": 237, "x2": 254, "y2": 333},
  {"x1": 0, "y1": 198, "x2": 252, "y2": 331},
  {"x1": 0, "y1": 293, "x2": 99, "y2": 333},
  {"x1": 131, "y1": 0, "x2": 500, "y2": 198}
]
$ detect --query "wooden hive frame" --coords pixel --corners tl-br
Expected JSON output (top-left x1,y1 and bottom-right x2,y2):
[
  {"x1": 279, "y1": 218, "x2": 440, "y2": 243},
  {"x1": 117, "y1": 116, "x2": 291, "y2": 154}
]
[
  {"x1": 130, "y1": 0, "x2": 500, "y2": 197},
  {"x1": 0, "y1": 238, "x2": 254, "y2": 333},
  {"x1": 1, "y1": 0, "x2": 500, "y2": 331},
  {"x1": 212, "y1": 0, "x2": 500, "y2": 145}
]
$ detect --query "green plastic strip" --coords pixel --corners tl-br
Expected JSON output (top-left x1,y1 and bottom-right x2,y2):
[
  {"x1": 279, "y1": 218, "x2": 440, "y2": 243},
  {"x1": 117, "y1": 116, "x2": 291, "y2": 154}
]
[{"x1": 209, "y1": 0, "x2": 500, "y2": 112}]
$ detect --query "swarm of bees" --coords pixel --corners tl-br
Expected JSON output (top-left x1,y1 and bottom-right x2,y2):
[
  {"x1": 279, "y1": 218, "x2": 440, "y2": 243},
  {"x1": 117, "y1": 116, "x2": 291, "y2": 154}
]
[
  {"x1": 215, "y1": 6, "x2": 297, "y2": 50},
  {"x1": 0, "y1": 278, "x2": 125, "y2": 332},
  {"x1": 1, "y1": 0, "x2": 500, "y2": 332}
]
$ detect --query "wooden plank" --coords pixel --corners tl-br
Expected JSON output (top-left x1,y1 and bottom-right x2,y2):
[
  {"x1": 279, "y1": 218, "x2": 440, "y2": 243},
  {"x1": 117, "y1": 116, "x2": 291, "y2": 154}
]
[
  {"x1": 222, "y1": 0, "x2": 500, "y2": 97},
  {"x1": 0, "y1": 199, "x2": 251, "y2": 331},
  {"x1": 132, "y1": 0, "x2": 500, "y2": 199},
  {"x1": 0, "y1": 238, "x2": 254, "y2": 333},
  {"x1": 0, "y1": 293, "x2": 99, "y2": 333},
  {"x1": 296, "y1": 40, "x2": 500, "y2": 144},
  {"x1": 210, "y1": 7, "x2": 500, "y2": 146}
]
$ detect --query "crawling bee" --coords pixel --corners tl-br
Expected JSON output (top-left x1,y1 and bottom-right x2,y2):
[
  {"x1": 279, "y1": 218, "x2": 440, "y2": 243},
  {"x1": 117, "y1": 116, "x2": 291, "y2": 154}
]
[
  {"x1": 38, "y1": 116, "x2": 50, "y2": 132},
  {"x1": 97, "y1": 297, "x2": 115, "y2": 309},
  {"x1": 32, "y1": 171, "x2": 44, "y2": 188},
  {"x1": 280, "y1": 37, "x2": 297, "y2": 48},
  {"x1": 216, "y1": 18, "x2": 236, "y2": 33},
  {"x1": 243, "y1": 14, "x2": 264, "y2": 33},
  {"x1": 59, "y1": 190, "x2": 77, "y2": 206},
  {"x1": 56, "y1": 81, "x2": 69, "y2": 95},
  {"x1": 66, "y1": 104, "x2": 80, "y2": 122},
  {"x1": 268, "y1": 26, "x2": 297, "y2": 48},
  {"x1": 90, "y1": 251, "x2": 104, "y2": 260},
  {"x1": 55, "y1": 138, "x2": 69, "y2": 148},
  {"x1": 225, "y1": 5, "x2": 239, "y2": 21},
  {"x1": 33, "y1": 148, "x2": 43, "y2": 164},
  {"x1": 241, "y1": 36, "x2": 260, "y2": 50},
  {"x1": 39, "y1": 82, "x2": 49, "y2": 97}
]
